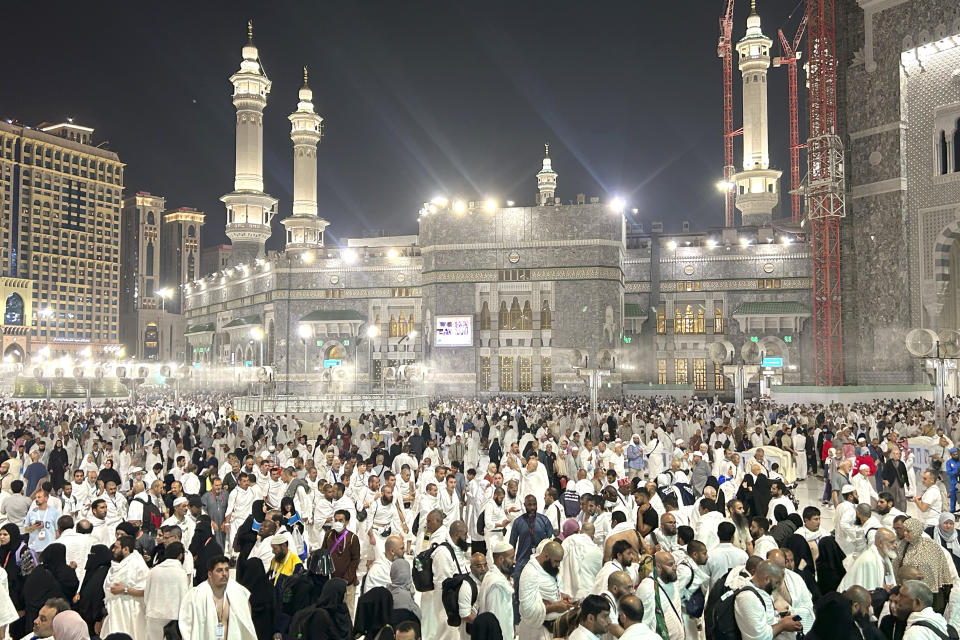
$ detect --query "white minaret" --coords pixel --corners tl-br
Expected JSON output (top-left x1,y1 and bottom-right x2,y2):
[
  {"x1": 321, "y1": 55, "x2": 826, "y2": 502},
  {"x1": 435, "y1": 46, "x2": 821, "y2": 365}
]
[
  {"x1": 733, "y1": 1, "x2": 781, "y2": 226},
  {"x1": 282, "y1": 66, "x2": 328, "y2": 251},
  {"x1": 536, "y1": 142, "x2": 558, "y2": 204},
  {"x1": 223, "y1": 21, "x2": 278, "y2": 266}
]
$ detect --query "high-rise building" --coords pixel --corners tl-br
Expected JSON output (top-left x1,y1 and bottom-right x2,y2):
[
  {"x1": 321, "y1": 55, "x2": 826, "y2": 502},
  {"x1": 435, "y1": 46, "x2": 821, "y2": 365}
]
[
  {"x1": 119, "y1": 194, "x2": 203, "y2": 361},
  {"x1": 200, "y1": 244, "x2": 232, "y2": 277},
  {"x1": 0, "y1": 120, "x2": 123, "y2": 359}
]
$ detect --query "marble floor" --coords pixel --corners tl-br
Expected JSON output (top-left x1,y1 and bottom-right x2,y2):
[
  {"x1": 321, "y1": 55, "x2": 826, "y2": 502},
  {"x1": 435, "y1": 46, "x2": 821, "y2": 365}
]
[{"x1": 790, "y1": 474, "x2": 927, "y2": 532}]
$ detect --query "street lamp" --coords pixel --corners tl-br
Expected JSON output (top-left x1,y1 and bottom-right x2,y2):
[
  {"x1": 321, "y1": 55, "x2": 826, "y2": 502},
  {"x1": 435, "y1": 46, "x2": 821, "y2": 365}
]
[
  {"x1": 250, "y1": 326, "x2": 265, "y2": 411},
  {"x1": 298, "y1": 324, "x2": 311, "y2": 376},
  {"x1": 156, "y1": 288, "x2": 173, "y2": 312},
  {"x1": 366, "y1": 325, "x2": 379, "y2": 393}
]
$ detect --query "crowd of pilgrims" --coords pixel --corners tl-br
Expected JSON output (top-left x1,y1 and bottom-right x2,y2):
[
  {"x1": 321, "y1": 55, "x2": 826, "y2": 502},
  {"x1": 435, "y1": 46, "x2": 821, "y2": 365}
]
[{"x1": 0, "y1": 393, "x2": 959, "y2": 640}]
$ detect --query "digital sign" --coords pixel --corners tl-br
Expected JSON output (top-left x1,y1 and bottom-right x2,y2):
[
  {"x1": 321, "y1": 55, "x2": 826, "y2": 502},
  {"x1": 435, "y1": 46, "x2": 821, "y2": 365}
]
[
  {"x1": 435, "y1": 316, "x2": 473, "y2": 347},
  {"x1": 323, "y1": 359, "x2": 342, "y2": 368},
  {"x1": 761, "y1": 357, "x2": 784, "y2": 368}
]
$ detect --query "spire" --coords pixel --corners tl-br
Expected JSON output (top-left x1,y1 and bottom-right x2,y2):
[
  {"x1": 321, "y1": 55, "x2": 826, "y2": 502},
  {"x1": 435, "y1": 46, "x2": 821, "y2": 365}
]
[
  {"x1": 537, "y1": 142, "x2": 558, "y2": 204},
  {"x1": 544, "y1": 141, "x2": 550, "y2": 157},
  {"x1": 745, "y1": 0, "x2": 762, "y2": 35},
  {"x1": 303, "y1": 65, "x2": 309, "y2": 88},
  {"x1": 750, "y1": 0, "x2": 757, "y2": 16},
  {"x1": 247, "y1": 19, "x2": 254, "y2": 44}
]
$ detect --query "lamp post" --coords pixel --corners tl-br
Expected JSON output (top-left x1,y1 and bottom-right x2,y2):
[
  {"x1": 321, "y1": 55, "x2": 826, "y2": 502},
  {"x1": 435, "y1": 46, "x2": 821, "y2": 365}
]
[
  {"x1": 156, "y1": 289, "x2": 173, "y2": 361},
  {"x1": 250, "y1": 327, "x2": 264, "y2": 410},
  {"x1": 366, "y1": 325, "x2": 379, "y2": 395},
  {"x1": 297, "y1": 324, "x2": 311, "y2": 377}
]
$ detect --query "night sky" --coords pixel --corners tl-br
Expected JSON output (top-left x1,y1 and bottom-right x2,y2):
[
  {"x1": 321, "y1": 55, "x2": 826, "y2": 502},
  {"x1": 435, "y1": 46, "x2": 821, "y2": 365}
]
[{"x1": 1, "y1": 0, "x2": 806, "y2": 250}]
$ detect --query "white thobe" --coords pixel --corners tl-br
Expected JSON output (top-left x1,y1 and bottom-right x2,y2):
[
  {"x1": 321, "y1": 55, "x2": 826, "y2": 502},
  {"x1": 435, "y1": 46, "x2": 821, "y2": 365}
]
[
  {"x1": 520, "y1": 465, "x2": 549, "y2": 511},
  {"x1": 518, "y1": 558, "x2": 563, "y2": 640},
  {"x1": 144, "y1": 558, "x2": 191, "y2": 640},
  {"x1": 178, "y1": 579, "x2": 257, "y2": 640},
  {"x1": 100, "y1": 551, "x2": 150, "y2": 640},
  {"x1": 734, "y1": 583, "x2": 777, "y2": 640},
  {"x1": 783, "y1": 569, "x2": 815, "y2": 634},
  {"x1": 58, "y1": 529, "x2": 94, "y2": 584},
  {"x1": 696, "y1": 511, "x2": 724, "y2": 551},
  {"x1": 705, "y1": 542, "x2": 749, "y2": 590}
]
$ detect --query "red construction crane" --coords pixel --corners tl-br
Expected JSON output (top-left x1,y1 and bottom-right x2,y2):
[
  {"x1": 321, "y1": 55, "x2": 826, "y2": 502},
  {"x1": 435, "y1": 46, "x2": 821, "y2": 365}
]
[
  {"x1": 718, "y1": 0, "x2": 739, "y2": 227},
  {"x1": 806, "y1": 0, "x2": 845, "y2": 385},
  {"x1": 774, "y1": 14, "x2": 808, "y2": 223}
]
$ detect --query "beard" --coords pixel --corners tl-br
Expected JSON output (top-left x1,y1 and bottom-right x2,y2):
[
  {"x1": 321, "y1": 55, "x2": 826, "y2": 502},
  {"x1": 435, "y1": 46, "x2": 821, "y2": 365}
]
[
  {"x1": 732, "y1": 513, "x2": 750, "y2": 530},
  {"x1": 455, "y1": 538, "x2": 469, "y2": 551},
  {"x1": 543, "y1": 561, "x2": 560, "y2": 577},
  {"x1": 660, "y1": 570, "x2": 677, "y2": 584}
]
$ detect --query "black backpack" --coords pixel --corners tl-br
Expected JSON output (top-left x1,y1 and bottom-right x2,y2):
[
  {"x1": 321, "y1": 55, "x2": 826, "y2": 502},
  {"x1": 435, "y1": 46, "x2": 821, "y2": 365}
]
[
  {"x1": 911, "y1": 621, "x2": 960, "y2": 640},
  {"x1": 280, "y1": 568, "x2": 314, "y2": 616},
  {"x1": 412, "y1": 542, "x2": 456, "y2": 592},
  {"x1": 441, "y1": 574, "x2": 477, "y2": 626},
  {"x1": 134, "y1": 497, "x2": 164, "y2": 533},
  {"x1": 710, "y1": 585, "x2": 764, "y2": 640},
  {"x1": 562, "y1": 490, "x2": 581, "y2": 518},
  {"x1": 681, "y1": 561, "x2": 705, "y2": 618},
  {"x1": 306, "y1": 548, "x2": 334, "y2": 577}
]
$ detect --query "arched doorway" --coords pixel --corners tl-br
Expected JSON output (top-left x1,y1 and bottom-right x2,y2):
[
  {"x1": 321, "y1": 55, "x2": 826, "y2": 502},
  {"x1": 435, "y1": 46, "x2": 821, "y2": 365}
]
[
  {"x1": 3, "y1": 343, "x2": 23, "y2": 363},
  {"x1": 144, "y1": 323, "x2": 159, "y2": 360},
  {"x1": 325, "y1": 344, "x2": 345, "y2": 362}
]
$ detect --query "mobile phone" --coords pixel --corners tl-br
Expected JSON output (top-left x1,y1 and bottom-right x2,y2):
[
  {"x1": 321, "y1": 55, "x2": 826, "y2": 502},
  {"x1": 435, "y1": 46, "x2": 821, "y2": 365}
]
[{"x1": 792, "y1": 616, "x2": 802, "y2": 622}]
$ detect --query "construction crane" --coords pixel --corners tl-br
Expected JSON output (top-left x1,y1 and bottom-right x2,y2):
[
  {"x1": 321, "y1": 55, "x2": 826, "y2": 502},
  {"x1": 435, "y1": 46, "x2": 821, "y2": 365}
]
[
  {"x1": 717, "y1": 0, "x2": 740, "y2": 228},
  {"x1": 806, "y1": 0, "x2": 845, "y2": 386},
  {"x1": 773, "y1": 13, "x2": 808, "y2": 223}
]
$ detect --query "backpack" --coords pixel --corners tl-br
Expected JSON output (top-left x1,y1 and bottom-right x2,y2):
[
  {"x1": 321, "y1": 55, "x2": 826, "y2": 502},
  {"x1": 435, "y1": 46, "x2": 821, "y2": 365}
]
[
  {"x1": 306, "y1": 548, "x2": 334, "y2": 577},
  {"x1": 412, "y1": 542, "x2": 456, "y2": 592},
  {"x1": 562, "y1": 490, "x2": 581, "y2": 518},
  {"x1": 441, "y1": 574, "x2": 477, "y2": 626},
  {"x1": 682, "y1": 561, "x2": 705, "y2": 618},
  {"x1": 134, "y1": 497, "x2": 164, "y2": 533},
  {"x1": 910, "y1": 621, "x2": 960, "y2": 640},
  {"x1": 477, "y1": 511, "x2": 486, "y2": 536},
  {"x1": 710, "y1": 585, "x2": 764, "y2": 640}
]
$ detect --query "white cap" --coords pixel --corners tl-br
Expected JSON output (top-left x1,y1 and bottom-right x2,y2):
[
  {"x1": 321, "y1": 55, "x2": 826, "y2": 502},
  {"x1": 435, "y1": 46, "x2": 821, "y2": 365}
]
[
  {"x1": 129, "y1": 467, "x2": 143, "y2": 475},
  {"x1": 491, "y1": 541, "x2": 514, "y2": 554},
  {"x1": 859, "y1": 464, "x2": 869, "y2": 471},
  {"x1": 270, "y1": 531, "x2": 291, "y2": 546},
  {"x1": 841, "y1": 484, "x2": 856, "y2": 495},
  {"x1": 173, "y1": 497, "x2": 189, "y2": 507}
]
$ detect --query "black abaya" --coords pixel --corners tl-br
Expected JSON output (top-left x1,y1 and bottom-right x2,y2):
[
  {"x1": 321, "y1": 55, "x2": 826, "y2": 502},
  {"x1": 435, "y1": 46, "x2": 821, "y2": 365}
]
[{"x1": 239, "y1": 557, "x2": 277, "y2": 639}]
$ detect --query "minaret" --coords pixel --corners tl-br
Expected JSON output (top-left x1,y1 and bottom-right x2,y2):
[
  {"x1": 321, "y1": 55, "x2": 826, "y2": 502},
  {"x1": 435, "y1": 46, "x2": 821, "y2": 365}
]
[
  {"x1": 536, "y1": 142, "x2": 558, "y2": 205},
  {"x1": 733, "y1": 1, "x2": 781, "y2": 226},
  {"x1": 282, "y1": 66, "x2": 328, "y2": 251},
  {"x1": 222, "y1": 21, "x2": 278, "y2": 266}
]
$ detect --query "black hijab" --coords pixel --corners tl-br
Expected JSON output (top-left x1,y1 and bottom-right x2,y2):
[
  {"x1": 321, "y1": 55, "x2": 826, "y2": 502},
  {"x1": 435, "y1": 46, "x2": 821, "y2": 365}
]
[
  {"x1": 0, "y1": 524, "x2": 24, "y2": 610},
  {"x1": 806, "y1": 591, "x2": 859, "y2": 640},
  {"x1": 42, "y1": 542, "x2": 79, "y2": 597},
  {"x1": 190, "y1": 515, "x2": 223, "y2": 586},
  {"x1": 239, "y1": 558, "x2": 276, "y2": 640},
  {"x1": 783, "y1": 533, "x2": 821, "y2": 600},
  {"x1": 23, "y1": 543, "x2": 71, "y2": 626},
  {"x1": 317, "y1": 578, "x2": 352, "y2": 640},
  {"x1": 472, "y1": 612, "x2": 504, "y2": 640}
]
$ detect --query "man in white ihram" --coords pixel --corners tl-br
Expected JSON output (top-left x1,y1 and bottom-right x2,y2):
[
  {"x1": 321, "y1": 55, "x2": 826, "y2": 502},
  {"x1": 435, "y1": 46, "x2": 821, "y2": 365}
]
[
  {"x1": 100, "y1": 534, "x2": 150, "y2": 640},
  {"x1": 421, "y1": 512, "x2": 468, "y2": 640},
  {"x1": 180, "y1": 554, "x2": 257, "y2": 640},
  {"x1": 144, "y1": 541, "x2": 191, "y2": 640},
  {"x1": 519, "y1": 540, "x2": 575, "y2": 640},
  {"x1": 839, "y1": 527, "x2": 898, "y2": 591}
]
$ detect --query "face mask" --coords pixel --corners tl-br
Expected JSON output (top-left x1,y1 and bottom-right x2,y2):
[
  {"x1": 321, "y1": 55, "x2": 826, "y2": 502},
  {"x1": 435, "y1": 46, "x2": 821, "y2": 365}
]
[{"x1": 332, "y1": 522, "x2": 345, "y2": 533}]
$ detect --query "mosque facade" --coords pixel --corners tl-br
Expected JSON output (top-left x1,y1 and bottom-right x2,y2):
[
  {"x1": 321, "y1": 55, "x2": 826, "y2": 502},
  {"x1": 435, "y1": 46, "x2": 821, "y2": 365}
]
[{"x1": 184, "y1": 2, "x2": 960, "y2": 396}]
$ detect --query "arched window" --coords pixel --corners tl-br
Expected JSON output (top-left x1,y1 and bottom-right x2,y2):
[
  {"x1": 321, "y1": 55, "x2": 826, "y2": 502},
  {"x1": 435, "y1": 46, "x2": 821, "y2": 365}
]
[
  {"x1": 397, "y1": 314, "x2": 407, "y2": 337},
  {"x1": 390, "y1": 314, "x2": 398, "y2": 338},
  {"x1": 509, "y1": 297, "x2": 522, "y2": 330},
  {"x1": 145, "y1": 242, "x2": 155, "y2": 276},
  {"x1": 187, "y1": 225, "x2": 196, "y2": 237},
  {"x1": 146, "y1": 211, "x2": 155, "y2": 225},
  {"x1": 480, "y1": 301, "x2": 490, "y2": 331},
  {"x1": 4, "y1": 293, "x2": 24, "y2": 326},
  {"x1": 541, "y1": 300, "x2": 552, "y2": 330},
  {"x1": 499, "y1": 301, "x2": 509, "y2": 330},
  {"x1": 187, "y1": 253, "x2": 195, "y2": 277},
  {"x1": 521, "y1": 300, "x2": 532, "y2": 330},
  {"x1": 408, "y1": 313, "x2": 415, "y2": 336}
]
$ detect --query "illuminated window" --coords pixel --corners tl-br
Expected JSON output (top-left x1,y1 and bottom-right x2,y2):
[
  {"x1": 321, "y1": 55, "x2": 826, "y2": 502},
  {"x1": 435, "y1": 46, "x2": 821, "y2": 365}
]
[
  {"x1": 541, "y1": 356, "x2": 552, "y2": 391},
  {"x1": 499, "y1": 301, "x2": 508, "y2": 330},
  {"x1": 677, "y1": 281, "x2": 701, "y2": 291},
  {"x1": 509, "y1": 298, "x2": 522, "y2": 330},
  {"x1": 540, "y1": 300, "x2": 552, "y2": 330},
  {"x1": 714, "y1": 307, "x2": 724, "y2": 333},
  {"x1": 758, "y1": 279, "x2": 781, "y2": 289},
  {"x1": 389, "y1": 314, "x2": 398, "y2": 338},
  {"x1": 499, "y1": 356, "x2": 514, "y2": 391},
  {"x1": 480, "y1": 302, "x2": 490, "y2": 330},
  {"x1": 694, "y1": 358, "x2": 707, "y2": 390},
  {"x1": 656, "y1": 308, "x2": 666, "y2": 334},
  {"x1": 518, "y1": 356, "x2": 533, "y2": 392},
  {"x1": 479, "y1": 356, "x2": 491, "y2": 391},
  {"x1": 675, "y1": 358, "x2": 688, "y2": 385},
  {"x1": 696, "y1": 307, "x2": 705, "y2": 333},
  {"x1": 715, "y1": 364, "x2": 725, "y2": 390},
  {"x1": 675, "y1": 305, "x2": 705, "y2": 334},
  {"x1": 658, "y1": 359, "x2": 667, "y2": 384},
  {"x1": 521, "y1": 300, "x2": 533, "y2": 330}
]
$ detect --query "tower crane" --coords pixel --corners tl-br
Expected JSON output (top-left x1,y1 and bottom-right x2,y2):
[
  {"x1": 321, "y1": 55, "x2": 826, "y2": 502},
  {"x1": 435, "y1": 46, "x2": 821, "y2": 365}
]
[{"x1": 718, "y1": 0, "x2": 741, "y2": 228}]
